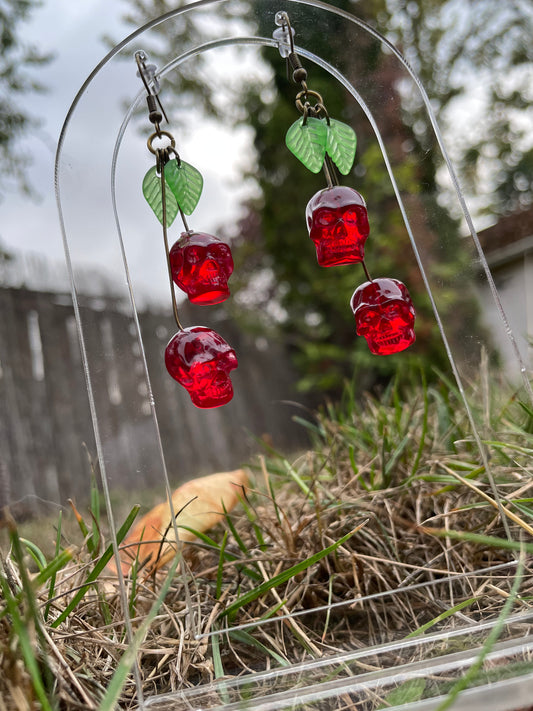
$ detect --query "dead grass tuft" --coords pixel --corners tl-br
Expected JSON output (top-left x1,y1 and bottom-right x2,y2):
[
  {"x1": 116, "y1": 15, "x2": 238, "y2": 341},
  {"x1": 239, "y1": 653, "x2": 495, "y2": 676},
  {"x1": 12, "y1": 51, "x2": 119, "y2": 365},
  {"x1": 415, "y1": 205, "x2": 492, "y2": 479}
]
[{"x1": 1, "y1": 378, "x2": 533, "y2": 708}]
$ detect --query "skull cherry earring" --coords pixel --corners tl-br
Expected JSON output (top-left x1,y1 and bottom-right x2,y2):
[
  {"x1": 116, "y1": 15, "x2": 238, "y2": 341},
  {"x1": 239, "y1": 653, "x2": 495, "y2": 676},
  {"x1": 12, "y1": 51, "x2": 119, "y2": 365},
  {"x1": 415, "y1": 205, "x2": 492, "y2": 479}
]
[
  {"x1": 275, "y1": 12, "x2": 369, "y2": 268},
  {"x1": 138, "y1": 53, "x2": 234, "y2": 308},
  {"x1": 305, "y1": 186, "x2": 370, "y2": 267},
  {"x1": 276, "y1": 13, "x2": 416, "y2": 356},
  {"x1": 165, "y1": 327, "x2": 238, "y2": 408},
  {"x1": 350, "y1": 278, "x2": 416, "y2": 355},
  {"x1": 136, "y1": 51, "x2": 238, "y2": 408},
  {"x1": 170, "y1": 232, "x2": 234, "y2": 305}
]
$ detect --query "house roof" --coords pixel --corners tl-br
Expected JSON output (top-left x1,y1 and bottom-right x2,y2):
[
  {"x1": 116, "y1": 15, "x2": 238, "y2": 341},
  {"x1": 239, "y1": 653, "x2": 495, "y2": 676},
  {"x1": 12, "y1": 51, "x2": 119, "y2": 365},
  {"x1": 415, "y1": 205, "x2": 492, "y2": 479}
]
[{"x1": 477, "y1": 208, "x2": 533, "y2": 268}]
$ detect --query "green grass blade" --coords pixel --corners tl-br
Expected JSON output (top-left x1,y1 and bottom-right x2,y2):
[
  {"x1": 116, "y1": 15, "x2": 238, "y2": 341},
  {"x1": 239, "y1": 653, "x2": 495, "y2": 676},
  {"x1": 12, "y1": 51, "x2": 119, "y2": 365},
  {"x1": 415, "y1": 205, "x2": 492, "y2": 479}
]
[
  {"x1": 211, "y1": 627, "x2": 231, "y2": 706},
  {"x1": 0, "y1": 566, "x2": 55, "y2": 711},
  {"x1": 283, "y1": 459, "x2": 313, "y2": 499},
  {"x1": 348, "y1": 445, "x2": 371, "y2": 492},
  {"x1": 8, "y1": 524, "x2": 57, "y2": 707},
  {"x1": 89, "y1": 475, "x2": 101, "y2": 556},
  {"x1": 128, "y1": 557, "x2": 140, "y2": 621},
  {"x1": 51, "y1": 505, "x2": 140, "y2": 628},
  {"x1": 222, "y1": 503, "x2": 251, "y2": 557},
  {"x1": 384, "y1": 433, "x2": 410, "y2": 479},
  {"x1": 410, "y1": 371, "x2": 428, "y2": 479},
  {"x1": 219, "y1": 525, "x2": 362, "y2": 619},
  {"x1": 484, "y1": 440, "x2": 533, "y2": 456},
  {"x1": 406, "y1": 597, "x2": 479, "y2": 638},
  {"x1": 216, "y1": 530, "x2": 228, "y2": 599},
  {"x1": 0, "y1": 547, "x2": 73, "y2": 622},
  {"x1": 98, "y1": 556, "x2": 180, "y2": 711},
  {"x1": 211, "y1": 628, "x2": 225, "y2": 678},
  {"x1": 35, "y1": 548, "x2": 73, "y2": 589},
  {"x1": 178, "y1": 524, "x2": 262, "y2": 582},
  {"x1": 426, "y1": 527, "x2": 533, "y2": 553},
  {"x1": 230, "y1": 629, "x2": 290, "y2": 666},
  {"x1": 45, "y1": 510, "x2": 63, "y2": 621},
  {"x1": 436, "y1": 552, "x2": 525, "y2": 711},
  {"x1": 509, "y1": 500, "x2": 533, "y2": 520},
  {"x1": 19, "y1": 537, "x2": 47, "y2": 571}
]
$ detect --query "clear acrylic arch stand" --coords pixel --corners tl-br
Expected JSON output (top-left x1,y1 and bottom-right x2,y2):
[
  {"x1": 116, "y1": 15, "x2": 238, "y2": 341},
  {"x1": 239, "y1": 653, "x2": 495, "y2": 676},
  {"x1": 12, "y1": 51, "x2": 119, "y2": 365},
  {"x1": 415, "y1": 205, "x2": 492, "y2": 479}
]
[{"x1": 55, "y1": 0, "x2": 533, "y2": 708}]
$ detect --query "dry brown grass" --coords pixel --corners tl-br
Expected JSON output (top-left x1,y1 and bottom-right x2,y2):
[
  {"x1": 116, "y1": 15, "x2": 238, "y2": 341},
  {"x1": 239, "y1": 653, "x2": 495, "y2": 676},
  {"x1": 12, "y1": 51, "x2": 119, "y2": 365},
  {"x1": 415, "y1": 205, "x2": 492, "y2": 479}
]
[{"x1": 1, "y1": 378, "x2": 533, "y2": 708}]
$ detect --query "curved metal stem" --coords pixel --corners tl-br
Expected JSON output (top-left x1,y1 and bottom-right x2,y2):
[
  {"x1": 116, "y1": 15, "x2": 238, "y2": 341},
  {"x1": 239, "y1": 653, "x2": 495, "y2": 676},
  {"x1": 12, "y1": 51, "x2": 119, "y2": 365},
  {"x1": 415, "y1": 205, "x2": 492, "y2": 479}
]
[{"x1": 158, "y1": 150, "x2": 184, "y2": 331}]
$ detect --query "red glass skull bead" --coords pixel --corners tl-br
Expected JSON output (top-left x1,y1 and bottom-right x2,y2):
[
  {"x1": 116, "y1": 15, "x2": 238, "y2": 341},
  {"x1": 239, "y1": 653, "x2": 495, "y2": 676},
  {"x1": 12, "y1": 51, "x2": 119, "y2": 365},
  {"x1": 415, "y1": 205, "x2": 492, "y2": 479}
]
[
  {"x1": 165, "y1": 326, "x2": 238, "y2": 408},
  {"x1": 170, "y1": 232, "x2": 234, "y2": 305},
  {"x1": 306, "y1": 186, "x2": 370, "y2": 267},
  {"x1": 350, "y1": 278, "x2": 416, "y2": 355}
]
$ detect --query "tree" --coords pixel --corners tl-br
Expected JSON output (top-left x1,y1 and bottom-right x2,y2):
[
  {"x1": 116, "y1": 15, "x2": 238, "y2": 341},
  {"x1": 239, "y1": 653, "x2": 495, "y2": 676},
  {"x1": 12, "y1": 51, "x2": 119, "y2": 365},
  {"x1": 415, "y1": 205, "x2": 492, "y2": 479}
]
[
  {"x1": 220, "y1": 1, "x2": 470, "y2": 395},
  {"x1": 381, "y1": 0, "x2": 533, "y2": 216},
  {"x1": 224, "y1": 0, "x2": 533, "y2": 395},
  {"x1": 0, "y1": 0, "x2": 52, "y2": 200}
]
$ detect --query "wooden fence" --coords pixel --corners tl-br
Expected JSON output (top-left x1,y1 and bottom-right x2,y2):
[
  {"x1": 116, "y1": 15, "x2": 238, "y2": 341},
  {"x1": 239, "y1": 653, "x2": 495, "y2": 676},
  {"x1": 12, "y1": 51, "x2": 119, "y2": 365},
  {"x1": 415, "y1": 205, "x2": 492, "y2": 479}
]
[{"x1": 0, "y1": 286, "x2": 310, "y2": 518}]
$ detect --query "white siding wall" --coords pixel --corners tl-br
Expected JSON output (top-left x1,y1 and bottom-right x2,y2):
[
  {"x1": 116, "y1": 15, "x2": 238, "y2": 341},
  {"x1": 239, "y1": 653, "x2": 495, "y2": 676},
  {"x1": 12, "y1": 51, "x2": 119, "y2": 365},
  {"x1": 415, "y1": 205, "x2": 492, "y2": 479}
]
[{"x1": 477, "y1": 255, "x2": 533, "y2": 381}]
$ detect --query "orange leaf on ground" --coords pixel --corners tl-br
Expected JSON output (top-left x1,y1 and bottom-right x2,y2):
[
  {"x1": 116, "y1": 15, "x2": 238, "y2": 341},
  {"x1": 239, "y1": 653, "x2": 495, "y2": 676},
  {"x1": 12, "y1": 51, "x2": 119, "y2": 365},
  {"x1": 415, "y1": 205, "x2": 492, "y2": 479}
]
[{"x1": 107, "y1": 469, "x2": 249, "y2": 576}]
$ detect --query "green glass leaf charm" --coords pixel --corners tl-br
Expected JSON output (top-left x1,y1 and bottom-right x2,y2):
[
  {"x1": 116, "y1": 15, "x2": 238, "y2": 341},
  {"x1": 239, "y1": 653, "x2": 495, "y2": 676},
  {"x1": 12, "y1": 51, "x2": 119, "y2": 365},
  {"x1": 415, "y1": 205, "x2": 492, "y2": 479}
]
[
  {"x1": 326, "y1": 119, "x2": 357, "y2": 175},
  {"x1": 164, "y1": 159, "x2": 204, "y2": 216},
  {"x1": 285, "y1": 117, "x2": 327, "y2": 173},
  {"x1": 142, "y1": 166, "x2": 179, "y2": 226}
]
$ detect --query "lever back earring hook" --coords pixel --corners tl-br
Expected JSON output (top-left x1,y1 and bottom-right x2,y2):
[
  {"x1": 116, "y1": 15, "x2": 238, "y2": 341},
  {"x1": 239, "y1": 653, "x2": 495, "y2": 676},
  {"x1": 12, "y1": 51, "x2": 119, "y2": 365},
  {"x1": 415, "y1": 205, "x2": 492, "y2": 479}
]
[
  {"x1": 274, "y1": 11, "x2": 295, "y2": 56},
  {"x1": 135, "y1": 50, "x2": 169, "y2": 129},
  {"x1": 273, "y1": 11, "x2": 308, "y2": 87}
]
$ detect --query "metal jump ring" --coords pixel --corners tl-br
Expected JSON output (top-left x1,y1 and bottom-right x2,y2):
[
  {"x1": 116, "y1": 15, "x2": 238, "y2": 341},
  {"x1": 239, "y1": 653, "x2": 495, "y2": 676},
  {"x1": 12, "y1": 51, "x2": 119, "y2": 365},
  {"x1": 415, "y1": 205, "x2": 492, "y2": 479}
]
[
  {"x1": 295, "y1": 89, "x2": 324, "y2": 115},
  {"x1": 147, "y1": 130, "x2": 176, "y2": 155}
]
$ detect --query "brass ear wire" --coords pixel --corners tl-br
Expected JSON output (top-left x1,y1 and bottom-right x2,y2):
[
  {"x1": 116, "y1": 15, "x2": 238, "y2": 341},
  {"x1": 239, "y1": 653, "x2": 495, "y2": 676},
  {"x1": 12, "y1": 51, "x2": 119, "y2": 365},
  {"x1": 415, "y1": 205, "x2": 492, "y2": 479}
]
[
  {"x1": 274, "y1": 11, "x2": 308, "y2": 88},
  {"x1": 136, "y1": 51, "x2": 184, "y2": 332},
  {"x1": 135, "y1": 50, "x2": 169, "y2": 132},
  {"x1": 275, "y1": 12, "x2": 373, "y2": 282},
  {"x1": 275, "y1": 13, "x2": 340, "y2": 189}
]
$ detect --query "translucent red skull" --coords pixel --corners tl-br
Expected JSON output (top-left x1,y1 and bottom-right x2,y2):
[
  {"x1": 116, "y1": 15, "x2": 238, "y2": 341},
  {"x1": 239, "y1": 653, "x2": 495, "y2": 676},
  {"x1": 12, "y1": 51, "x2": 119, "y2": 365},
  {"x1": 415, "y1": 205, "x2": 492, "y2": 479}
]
[
  {"x1": 170, "y1": 232, "x2": 234, "y2": 305},
  {"x1": 350, "y1": 278, "x2": 416, "y2": 355},
  {"x1": 306, "y1": 186, "x2": 370, "y2": 267},
  {"x1": 165, "y1": 326, "x2": 238, "y2": 408}
]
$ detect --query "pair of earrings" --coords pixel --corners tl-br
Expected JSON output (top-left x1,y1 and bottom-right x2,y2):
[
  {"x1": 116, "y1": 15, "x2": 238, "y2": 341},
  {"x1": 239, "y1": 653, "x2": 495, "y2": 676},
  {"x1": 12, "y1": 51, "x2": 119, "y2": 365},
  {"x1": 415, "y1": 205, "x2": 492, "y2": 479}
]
[
  {"x1": 276, "y1": 12, "x2": 416, "y2": 357},
  {"x1": 137, "y1": 12, "x2": 416, "y2": 411},
  {"x1": 137, "y1": 51, "x2": 238, "y2": 409}
]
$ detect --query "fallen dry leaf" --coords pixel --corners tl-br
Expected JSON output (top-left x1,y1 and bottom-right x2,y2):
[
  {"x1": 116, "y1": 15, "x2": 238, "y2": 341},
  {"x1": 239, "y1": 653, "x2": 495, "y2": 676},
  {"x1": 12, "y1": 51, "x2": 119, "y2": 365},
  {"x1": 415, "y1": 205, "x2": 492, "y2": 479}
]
[{"x1": 107, "y1": 469, "x2": 249, "y2": 576}]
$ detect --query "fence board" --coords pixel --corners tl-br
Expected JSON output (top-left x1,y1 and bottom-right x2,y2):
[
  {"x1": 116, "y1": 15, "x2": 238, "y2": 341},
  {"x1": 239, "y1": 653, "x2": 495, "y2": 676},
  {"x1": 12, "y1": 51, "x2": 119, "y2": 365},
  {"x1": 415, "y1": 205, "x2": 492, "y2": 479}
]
[{"x1": 0, "y1": 287, "x2": 309, "y2": 517}]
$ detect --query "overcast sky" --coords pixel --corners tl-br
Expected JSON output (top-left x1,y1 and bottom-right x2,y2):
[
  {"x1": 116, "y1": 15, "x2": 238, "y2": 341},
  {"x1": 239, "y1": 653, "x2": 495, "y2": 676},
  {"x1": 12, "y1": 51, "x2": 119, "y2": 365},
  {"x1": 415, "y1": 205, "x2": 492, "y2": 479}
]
[
  {"x1": 4, "y1": 1, "x2": 525, "y2": 308},
  {"x1": 2, "y1": 1, "x2": 126, "y2": 281},
  {"x1": 1, "y1": 0, "x2": 256, "y2": 303}
]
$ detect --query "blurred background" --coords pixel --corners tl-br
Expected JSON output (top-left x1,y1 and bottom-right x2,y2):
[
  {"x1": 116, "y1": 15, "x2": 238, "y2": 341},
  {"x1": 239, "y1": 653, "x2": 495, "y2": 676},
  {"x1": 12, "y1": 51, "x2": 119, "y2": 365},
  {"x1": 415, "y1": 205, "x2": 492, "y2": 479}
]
[{"x1": 1, "y1": 0, "x2": 532, "y2": 518}]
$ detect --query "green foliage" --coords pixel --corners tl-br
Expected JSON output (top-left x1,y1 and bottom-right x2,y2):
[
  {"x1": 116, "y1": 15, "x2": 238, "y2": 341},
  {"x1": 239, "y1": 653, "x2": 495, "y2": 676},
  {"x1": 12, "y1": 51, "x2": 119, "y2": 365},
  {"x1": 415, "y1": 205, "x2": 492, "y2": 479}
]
[
  {"x1": 0, "y1": 515, "x2": 71, "y2": 709},
  {"x1": 0, "y1": 0, "x2": 53, "y2": 198}
]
